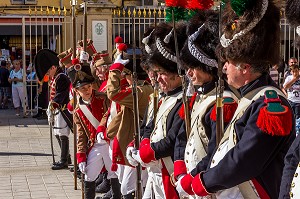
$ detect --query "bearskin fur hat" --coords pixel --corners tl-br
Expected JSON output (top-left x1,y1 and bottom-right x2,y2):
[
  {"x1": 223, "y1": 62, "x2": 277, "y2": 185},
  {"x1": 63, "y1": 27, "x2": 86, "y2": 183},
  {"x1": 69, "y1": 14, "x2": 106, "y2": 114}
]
[
  {"x1": 180, "y1": 10, "x2": 219, "y2": 76},
  {"x1": 148, "y1": 21, "x2": 188, "y2": 74},
  {"x1": 216, "y1": 0, "x2": 280, "y2": 73},
  {"x1": 286, "y1": 0, "x2": 300, "y2": 49}
]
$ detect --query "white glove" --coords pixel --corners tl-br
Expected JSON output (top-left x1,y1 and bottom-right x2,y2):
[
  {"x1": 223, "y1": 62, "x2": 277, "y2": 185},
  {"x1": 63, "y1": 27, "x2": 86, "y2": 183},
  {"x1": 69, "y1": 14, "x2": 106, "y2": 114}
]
[
  {"x1": 78, "y1": 162, "x2": 86, "y2": 174},
  {"x1": 80, "y1": 51, "x2": 89, "y2": 62},
  {"x1": 96, "y1": 132, "x2": 106, "y2": 144},
  {"x1": 131, "y1": 149, "x2": 158, "y2": 167},
  {"x1": 114, "y1": 54, "x2": 130, "y2": 65},
  {"x1": 175, "y1": 175, "x2": 190, "y2": 198},
  {"x1": 126, "y1": 147, "x2": 139, "y2": 167}
]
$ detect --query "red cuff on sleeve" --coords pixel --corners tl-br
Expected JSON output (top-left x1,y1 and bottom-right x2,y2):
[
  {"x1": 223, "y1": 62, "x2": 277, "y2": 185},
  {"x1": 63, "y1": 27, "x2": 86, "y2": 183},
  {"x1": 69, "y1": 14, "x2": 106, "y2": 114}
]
[
  {"x1": 139, "y1": 143, "x2": 156, "y2": 163},
  {"x1": 181, "y1": 174, "x2": 195, "y2": 196},
  {"x1": 110, "y1": 63, "x2": 124, "y2": 72},
  {"x1": 76, "y1": 152, "x2": 87, "y2": 164},
  {"x1": 192, "y1": 173, "x2": 210, "y2": 197},
  {"x1": 174, "y1": 160, "x2": 187, "y2": 179},
  {"x1": 140, "y1": 138, "x2": 150, "y2": 148}
]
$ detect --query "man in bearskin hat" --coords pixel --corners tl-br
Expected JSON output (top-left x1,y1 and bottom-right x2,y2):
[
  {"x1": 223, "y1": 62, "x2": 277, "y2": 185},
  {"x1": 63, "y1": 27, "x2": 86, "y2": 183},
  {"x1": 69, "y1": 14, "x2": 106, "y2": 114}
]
[
  {"x1": 98, "y1": 44, "x2": 153, "y2": 199},
  {"x1": 68, "y1": 58, "x2": 111, "y2": 199},
  {"x1": 170, "y1": 10, "x2": 238, "y2": 198},
  {"x1": 34, "y1": 49, "x2": 73, "y2": 170},
  {"x1": 126, "y1": 21, "x2": 187, "y2": 199},
  {"x1": 279, "y1": 0, "x2": 300, "y2": 198},
  {"x1": 187, "y1": 1, "x2": 295, "y2": 198}
]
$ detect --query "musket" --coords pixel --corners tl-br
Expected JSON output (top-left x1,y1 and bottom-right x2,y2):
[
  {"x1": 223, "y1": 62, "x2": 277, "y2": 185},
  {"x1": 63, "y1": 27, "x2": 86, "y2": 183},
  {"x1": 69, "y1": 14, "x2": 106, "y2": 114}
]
[
  {"x1": 216, "y1": 2, "x2": 225, "y2": 146},
  {"x1": 71, "y1": 0, "x2": 78, "y2": 191},
  {"x1": 80, "y1": 1, "x2": 88, "y2": 198},
  {"x1": 172, "y1": 11, "x2": 191, "y2": 137},
  {"x1": 131, "y1": 15, "x2": 143, "y2": 199},
  {"x1": 153, "y1": 14, "x2": 159, "y2": 124},
  {"x1": 49, "y1": 109, "x2": 55, "y2": 164}
]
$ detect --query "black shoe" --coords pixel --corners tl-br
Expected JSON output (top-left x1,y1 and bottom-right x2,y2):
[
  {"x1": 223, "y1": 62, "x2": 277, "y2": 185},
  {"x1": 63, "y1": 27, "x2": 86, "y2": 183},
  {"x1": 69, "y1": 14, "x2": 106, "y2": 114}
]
[
  {"x1": 95, "y1": 173, "x2": 105, "y2": 186},
  {"x1": 68, "y1": 155, "x2": 72, "y2": 165},
  {"x1": 95, "y1": 178, "x2": 111, "y2": 193},
  {"x1": 51, "y1": 161, "x2": 68, "y2": 170},
  {"x1": 98, "y1": 189, "x2": 112, "y2": 199}
]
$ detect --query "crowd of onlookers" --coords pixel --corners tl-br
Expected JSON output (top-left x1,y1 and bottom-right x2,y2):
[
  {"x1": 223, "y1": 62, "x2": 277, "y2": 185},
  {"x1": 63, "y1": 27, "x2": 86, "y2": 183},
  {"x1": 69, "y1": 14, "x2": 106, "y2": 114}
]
[
  {"x1": 0, "y1": 59, "x2": 41, "y2": 117},
  {"x1": 270, "y1": 57, "x2": 300, "y2": 135}
]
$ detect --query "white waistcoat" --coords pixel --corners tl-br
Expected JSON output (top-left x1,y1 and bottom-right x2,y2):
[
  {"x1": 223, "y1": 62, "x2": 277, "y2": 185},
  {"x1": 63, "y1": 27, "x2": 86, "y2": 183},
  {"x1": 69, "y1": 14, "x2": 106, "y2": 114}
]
[{"x1": 150, "y1": 92, "x2": 183, "y2": 175}]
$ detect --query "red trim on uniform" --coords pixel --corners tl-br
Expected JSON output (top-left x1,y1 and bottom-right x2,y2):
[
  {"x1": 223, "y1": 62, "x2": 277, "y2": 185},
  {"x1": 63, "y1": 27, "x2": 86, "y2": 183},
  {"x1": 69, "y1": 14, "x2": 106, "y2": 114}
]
[
  {"x1": 77, "y1": 152, "x2": 87, "y2": 164},
  {"x1": 252, "y1": 179, "x2": 270, "y2": 199},
  {"x1": 67, "y1": 101, "x2": 73, "y2": 112},
  {"x1": 111, "y1": 137, "x2": 126, "y2": 169},
  {"x1": 180, "y1": 174, "x2": 195, "y2": 195},
  {"x1": 174, "y1": 160, "x2": 187, "y2": 179},
  {"x1": 161, "y1": 161, "x2": 179, "y2": 199},
  {"x1": 110, "y1": 63, "x2": 124, "y2": 72},
  {"x1": 139, "y1": 142, "x2": 156, "y2": 163},
  {"x1": 111, "y1": 89, "x2": 132, "y2": 102},
  {"x1": 210, "y1": 100, "x2": 238, "y2": 123},
  {"x1": 140, "y1": 138, "x2": 150, "y2": 148},
  {"x1": 99, "y1": 80, "x2": 107, "y2": 93},
  {"x1": 178, "y1": 93, "x2": 197, "y2": 119},
  {"x1": 192, "y1": 173, "x2": 210, "y2": 197},
  {"x1": 256, "y1": 106, "x2": 292, "y2": 136}
]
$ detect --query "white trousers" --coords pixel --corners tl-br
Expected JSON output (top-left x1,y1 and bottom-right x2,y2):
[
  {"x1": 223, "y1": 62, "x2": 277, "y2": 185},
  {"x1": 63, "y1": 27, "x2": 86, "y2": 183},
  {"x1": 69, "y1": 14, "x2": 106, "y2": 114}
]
[
  {"x1": 12, "y1": 86, "x2": 25, "y2": 108},
  {"x1": 53, "y1": 111, "x2": 70, "y2": 137},
  {"x1": 85, "y1": 142, "x2": 117, "y2": 182},
  {"x1": 120, "y1": 165, "x2": 148, "y2": 195},
  {"x1": 143, "y1": 165, "x2": 165, "y2": 199}
]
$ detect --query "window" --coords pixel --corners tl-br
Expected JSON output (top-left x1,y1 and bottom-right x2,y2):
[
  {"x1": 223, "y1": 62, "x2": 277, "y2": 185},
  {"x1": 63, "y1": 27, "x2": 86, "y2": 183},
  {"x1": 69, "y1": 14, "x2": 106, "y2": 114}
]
[
  {"x1": 11, "y1": 0, "x2": 24, "y2": 4},
  {"x1": 11, "y1": 0, "x2": 37, "y2": 4}
]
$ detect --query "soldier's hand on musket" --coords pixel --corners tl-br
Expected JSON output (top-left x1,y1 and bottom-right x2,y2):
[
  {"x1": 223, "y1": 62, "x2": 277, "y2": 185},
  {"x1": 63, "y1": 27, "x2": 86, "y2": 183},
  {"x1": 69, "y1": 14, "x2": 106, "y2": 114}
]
[
  {"x1": 131, "y1": 149, "x2": 158, "y2": 168},
  {"x1": 126, "y1": 146, "x2": 139, "y2": 167},
  {"x1": 175, "y1": 174, "x2": 195, "y2": 198},
  {"x1": 78, "y1": 162, "x2": 86, "y2": 174},
  {"x1": 114, "y1": 54, "x2": 129, "y2": 66}
]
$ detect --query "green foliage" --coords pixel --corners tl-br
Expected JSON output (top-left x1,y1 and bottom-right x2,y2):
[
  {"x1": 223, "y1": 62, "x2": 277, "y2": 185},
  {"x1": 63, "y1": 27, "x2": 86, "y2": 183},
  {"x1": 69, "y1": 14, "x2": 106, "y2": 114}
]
[
  {"x1": 165, "y1": 7, "x2": 187, "y2": 22},
  {"x1": 230, "y1": 0, "x2": 256, "y2": 16}
]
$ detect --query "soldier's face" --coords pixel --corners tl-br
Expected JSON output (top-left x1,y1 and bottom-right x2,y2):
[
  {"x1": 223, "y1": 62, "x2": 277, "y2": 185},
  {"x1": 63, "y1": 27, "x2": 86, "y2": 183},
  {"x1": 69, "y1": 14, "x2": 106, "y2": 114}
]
[
  {"x1": 95, "y1": 65, "x2": 109, "y2": 80},
  {"x1": 223, "y1": 60, "x2": 245, "y2": 89},
  {"x1": 154, "y1": 66, "x2": 181, "y2": 93},
  {"x1": 76, "y1": 83, "x2": 93, "y2": 101},
  {"x1": 187, "y1": 68, "x2": 213, "y2": 86},
  {"x1": 47, "y1": 66, "x2": 57, "y2": 78}
]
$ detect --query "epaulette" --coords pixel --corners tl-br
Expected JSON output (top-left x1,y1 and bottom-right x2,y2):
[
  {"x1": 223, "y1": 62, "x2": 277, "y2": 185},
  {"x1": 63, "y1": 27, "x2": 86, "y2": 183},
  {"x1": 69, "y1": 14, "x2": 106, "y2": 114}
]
[
  {"x1": 256, "y1": 90, "x2": 292, "y2": 136},
  {"x1": 178, "y1": 93, "x2": 197, "y2": 120},
  {"x1": 210, "y1": 97, "x2": 238, "y2": 123}
]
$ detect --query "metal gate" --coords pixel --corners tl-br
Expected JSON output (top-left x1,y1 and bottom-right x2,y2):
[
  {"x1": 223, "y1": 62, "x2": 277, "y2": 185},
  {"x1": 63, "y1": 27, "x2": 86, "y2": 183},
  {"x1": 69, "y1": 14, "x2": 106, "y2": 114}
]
[
  {"x1": 112, "y1": 7, "x2": 165, "y2": 48},
  {"x1": 21, "y1": 7, "x2": 75, "y2": 116}
]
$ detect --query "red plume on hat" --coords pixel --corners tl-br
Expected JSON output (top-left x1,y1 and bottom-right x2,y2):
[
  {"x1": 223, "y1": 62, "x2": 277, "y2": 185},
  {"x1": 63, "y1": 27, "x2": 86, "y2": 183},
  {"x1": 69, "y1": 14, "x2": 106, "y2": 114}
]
[
  {"x1": 118, "y1": 43, "x2": 127, "y2": 52},
  {"x1": 186, "y1": 0, "x2": 214, "y2": 10},
  {"x1": 114, "y1": 36, "x2": 123, "y2": 43}
]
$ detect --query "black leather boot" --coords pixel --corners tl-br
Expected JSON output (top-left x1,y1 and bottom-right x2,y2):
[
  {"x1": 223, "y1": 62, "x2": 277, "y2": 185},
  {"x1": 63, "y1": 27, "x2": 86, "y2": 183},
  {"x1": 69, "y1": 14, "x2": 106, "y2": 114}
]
[
  {"x1": 123, "y1": 192, "x2": 135, "y2": 199},
  {"x1": 84, "y1": 181, "x2": 96, "y2": 199},
  {"x1": 95, "y1": 172, "x2": 110, "y2": 193},
  {"x1": 51, "y1": 136, "x2": 69, "y2": 170},
  {"x1": 110, "y1": 178, "x2": 121, "y2": 199}
]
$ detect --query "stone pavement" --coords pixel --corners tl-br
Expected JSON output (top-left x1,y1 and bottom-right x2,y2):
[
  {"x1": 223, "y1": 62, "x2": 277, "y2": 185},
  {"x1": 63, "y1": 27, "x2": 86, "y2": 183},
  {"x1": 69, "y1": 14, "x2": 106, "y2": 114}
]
[{"x1": 0, "y1": 109, "x2": 83, "y2": 199}]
